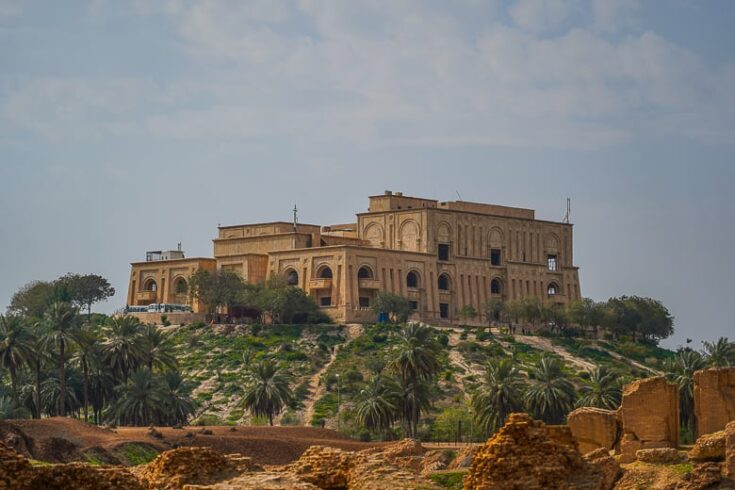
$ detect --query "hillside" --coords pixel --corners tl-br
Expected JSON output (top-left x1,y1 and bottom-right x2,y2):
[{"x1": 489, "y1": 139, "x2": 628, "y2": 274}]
[{"x1": 167, "y1": 321, "x2": 674, "y2": 437}]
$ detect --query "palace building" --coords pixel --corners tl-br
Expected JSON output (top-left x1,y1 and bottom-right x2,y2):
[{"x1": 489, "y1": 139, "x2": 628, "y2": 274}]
[{"x1": 126, "y1": 191, "x2": 581, "y2": 325}]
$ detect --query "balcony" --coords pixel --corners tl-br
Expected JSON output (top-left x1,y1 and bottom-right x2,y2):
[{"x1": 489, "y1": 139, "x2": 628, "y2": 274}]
[
  {"x1": 136, "y1": 291, "x2": 158, "y2": 303},
  {"x1": 358, "y1": 278, "x2": 381, "y2": 289},
  {"x1": 309, "y1": 278, "x2": 332, "y2": 290}
]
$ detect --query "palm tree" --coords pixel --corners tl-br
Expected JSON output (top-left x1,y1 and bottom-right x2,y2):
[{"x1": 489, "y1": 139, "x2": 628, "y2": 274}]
[
  {"x1": 664, "y1": 349, "x2": 707, "y2": 439},
  {"x1": 161, "y1": 371, "x2": 196, "y2": 426},
  {"x1": 471, "y1": 358, "x2": 526, "y2": 435},
  {"x1": 101, "y1": 316, "x2": 144, "y2": 383},
  {"x1": 388, "y1": 324, "x2": 441, "y2": 437},
  {"x1": 524, "y1": 355, "x2": 576, "y2": 424},
  {"x1": 702, "y1": 337, "x2": 733, "y2": 368},
  {"x1": 141, "y1": 324, "x2": 176, "y2": 372},
  {"x1": 43, "y1": 302, "x2": 79, "y2": 416},
  {"x1": 71, "y1": 325, "x2": 101, "y2": 423},
  {"x1": 0, "y1": 314, "x2": 34, "y2": 404},
  {"x1": 577, "y1": 366, "x2": 622, "y2": 410},
  {"x1": 354, "y1": 375, "x2": 399, "y2": 436},
  {"x1": 0, "y1": 395, "x2": 30, "y2": 420},
  {"x1": 41, "y1": 371, "x2": 82, "y2": 417},
  {"x1": 27, "y1": 322, "x2": 49, "y2": 419},
  {"x1": 111, "y1": 368, "x2": 165, "y2": 426},
  {"x1": 241, "y1": 359, "x2": 292, "y2": 426}
]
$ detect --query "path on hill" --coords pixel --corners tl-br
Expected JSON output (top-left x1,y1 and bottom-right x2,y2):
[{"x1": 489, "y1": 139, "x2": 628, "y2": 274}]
[
  {"x1": 592, "y1": 344, "x2": 663, "y2": 375},
  {"x1": 512, "y1": 335, "x2": 597, "y2": 371},
  {"x1": 300, "y1": 324, "x2": 363, "y2": 426},
  {"x1": 445, "y1": 329, "x2": 485, "y2": 400},
  {"x1": 301, "y1": 347, "x2": 338, "y2": 426}
]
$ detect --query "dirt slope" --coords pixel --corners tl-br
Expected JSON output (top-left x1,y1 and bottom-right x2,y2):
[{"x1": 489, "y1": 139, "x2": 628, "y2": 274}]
[{"x1": 0, "y1": 418, "x2": 382, "y2": 466}]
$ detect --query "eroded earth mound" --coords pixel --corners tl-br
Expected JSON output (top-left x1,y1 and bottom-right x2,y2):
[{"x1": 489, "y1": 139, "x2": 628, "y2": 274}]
[{"x1": 464, "y1": 413, "x2": 615, "y2": 490}]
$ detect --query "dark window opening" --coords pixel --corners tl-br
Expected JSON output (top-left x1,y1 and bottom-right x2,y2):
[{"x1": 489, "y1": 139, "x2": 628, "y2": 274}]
[
  {"x1": 438, "y1": 243, "x2": 450, "y2": 261},
  {"x1": 406, "y1": 271, "x2": 419, "y2": 288},
  {"x1": 438, "y1": 274, "x2": 450, "y2": 291},
  {"x1": 144, "y1": 280, "x2": 157, "y2": 292},
  {"x1": 439, "y1": 303, "x2": 449, "y2": 319},
  {"x1": 320, "y1": 296, "x2": 331, "y2": 306},
  {"x1": 286, "y1": 270, "x2": 299, "y2": 286},
  {"x1": 359, "y1": 297, "x2": 370, "y2": 308},
  {"x1": 490, "y1": 249, "x2": 501, "y2": 266},
  {"x1": 547, "y1": 255, "x2": 558, "y2": 271},
  {"x1": 318, "y1": 266, "x2": 333, "y2": 279},
  {"x1": 547, "y1": 283, "x2": 558, "y2": 296},
  {"x1": 358, "y1": 266, "x2": 373, "y2": 279},
  {"x1": 409, "y1": 300, "x2": 418, "y2": 311},
  {"x1": 490, "y1": 279, "x2": 501, "y2": 295},
  {"x1": 175, "y1": 279, "x2": 187, "y2": 294}
]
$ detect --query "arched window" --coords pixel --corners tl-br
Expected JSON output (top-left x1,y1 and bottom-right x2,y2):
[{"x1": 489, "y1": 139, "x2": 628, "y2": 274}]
[
  {"x1": 318, "y1": 266, "x2": 333, "y2": 279},
  {"x1": 438, "y1": 273, "x2": 450, "y2": 291},
  {"x1": 490, "y1": 279, "x2": 501, "y2": 295},
  {"x1": 286, "y1": 269, "x2": 299, "y2": 286},
  {"x1": 357, "y1": 266, "x2": 373, "y2": 279},
  {"x1": 547, "y1": 283, "x2": 558, "y2": 296},
  {"x1": 144, "y1": 279, "x2": 157, "y2": 292},
  {"x1": 406, "y1": 271, "x2": 419, "y2": 288},
  {"x1": 175, "y1": 278, "x2": 187, "y2": 294}
]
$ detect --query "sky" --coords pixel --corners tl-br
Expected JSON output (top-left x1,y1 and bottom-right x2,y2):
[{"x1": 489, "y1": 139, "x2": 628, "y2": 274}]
[{"x1": 1, "y1": 0, "x2": 734, "y2": 349}]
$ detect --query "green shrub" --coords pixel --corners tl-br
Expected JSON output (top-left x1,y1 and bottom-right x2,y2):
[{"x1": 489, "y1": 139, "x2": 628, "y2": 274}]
[{"x1": 429, "y1": 471, "x2": 465, "y2": 489}]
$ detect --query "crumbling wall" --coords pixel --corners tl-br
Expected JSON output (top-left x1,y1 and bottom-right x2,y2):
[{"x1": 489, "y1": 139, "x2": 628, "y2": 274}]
[
  {"x1": 568, "y1": 407, "x2": 619, "y2": 455},
  {"x1": 617, "y1": 376, "x2": 679, "y2": 463},
  {"x1": 0, "y1": 442, "x2": 142, "y2": 490},
  {"x1": 694, "y1": 367, "x2": 735, "y2": 437},
  {"x1": 136, "y1": 446, "x2": 240, "y2": 490},
  {"x1": 463, "y1": 413, "x2": 608, "y2": 490},
  {"x1": 288, "y1": 444, "x2": 440, "y2": 490}
]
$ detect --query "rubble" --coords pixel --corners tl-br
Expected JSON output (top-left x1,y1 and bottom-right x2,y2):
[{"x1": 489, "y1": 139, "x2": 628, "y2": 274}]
[
  {"x1": 136, "y1": 446, "x2": 241, "y2": 489},
  {"x1": 694, "y1": 368, "x2": 735, "y2": 437},
  {"x1": 0, "y1": 442, "x2": 142, "y2": 490},
  {"x1": 287, "y1": 444, "x2": 440, "y2": 490},
  {"x1": 725, "y1": 421, "x2": 735, "y2": 479},
  {"x1": 463, "y1": 413, "x2": 608, "y2": 490},
  {"x1": 568, "y1": 407, "x2": 620, "y2": 455},
  {"x1": 584, "y1": 448, "x2": 620, "y2": 490},
  {"x1": 689, "y1": 430, "x2": 726, "y2": 462},
  {"x1": 635, "y1": 447, "x2": 686, "y2": 464}
]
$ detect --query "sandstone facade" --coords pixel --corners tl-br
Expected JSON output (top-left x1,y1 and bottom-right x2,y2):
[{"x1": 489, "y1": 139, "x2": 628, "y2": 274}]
[
  {"x1": 127, "y1": 191, "x2": 582, "y2": 326},
  {"x1": 617, "y1": 377, "x2": 679, "y2": 463},
  {"x1": 693, "y1": 367, "x2": 735, "y2": 437},
  {"x1": 568, "y1": 407, "x2": 619, "y2": 455}
]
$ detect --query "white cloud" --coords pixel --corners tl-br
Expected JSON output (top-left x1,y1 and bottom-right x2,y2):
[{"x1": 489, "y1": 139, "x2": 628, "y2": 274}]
[
  {"x1": 2, "y1": 1, "x2": 734, "y2": 149},
  {"x1": 591, "y1": 0, "x2": 640, "y2": 32},
  {"x1": 508, "y1": 0, "x2": 577, "y2": 33}
]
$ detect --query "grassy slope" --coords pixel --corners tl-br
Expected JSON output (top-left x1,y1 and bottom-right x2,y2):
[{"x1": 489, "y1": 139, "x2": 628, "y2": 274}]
[{"x1": 169, "y1": 323, "x2": 673, "y2": 430}]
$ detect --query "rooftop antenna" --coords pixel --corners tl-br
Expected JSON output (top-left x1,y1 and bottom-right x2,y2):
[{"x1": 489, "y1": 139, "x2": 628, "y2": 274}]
[
  {"x1": 455, "y1": 190, "x2": 463, "y2": 201},
  {"x1": 293, "y1": 204, "x2": 298, "y2": 232},
  {"x1": 563, "y1": 197, "x2": 571, "y2": 224},
  {"x1": 177, "y1": 242, "x2": 182, "y2": 252}
]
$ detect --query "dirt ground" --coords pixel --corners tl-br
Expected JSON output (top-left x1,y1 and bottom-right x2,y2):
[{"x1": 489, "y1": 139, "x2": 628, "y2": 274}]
[{"x1": 0, "y1": 418, "x2": 384, "y2": 466}]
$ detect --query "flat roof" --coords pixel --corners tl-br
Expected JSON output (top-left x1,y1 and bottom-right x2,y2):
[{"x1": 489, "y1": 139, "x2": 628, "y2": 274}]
[
  {"x1": 218, "y1": 221, "x2": 322, "y2": 230},
  {"x1": 357, "y1": 206, "x2": 572, "y2": 226},
  {"x1": 131, "y1": 257, "x2": 216, "y2": 266}
]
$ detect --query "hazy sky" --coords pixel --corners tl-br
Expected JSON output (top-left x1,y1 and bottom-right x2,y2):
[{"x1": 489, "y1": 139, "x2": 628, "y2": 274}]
[{"x1": 1, "y1": 1, "x2": 734, "y2": 349}]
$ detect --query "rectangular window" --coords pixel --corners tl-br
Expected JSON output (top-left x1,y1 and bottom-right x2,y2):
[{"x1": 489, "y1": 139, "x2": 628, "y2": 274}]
[
  {"x1": 547, "y1": 255, "x2": 558, "y2": 271},
  {"x1": 439, "y1": 303, "x2": 449, "y2": 319},
  {"x1": 438, "y1": 243, "x2": 450, "y2": 261},
  {"x1": 359, "y1": 297, "x2": 370, "y2": 308},
  {"x1": 490, "y1": 249, "x2": 501, "y2": 266},
  {"x1": 320, "y1": 296, "x2": 331, "y2": 306},
  {"x1": 409, "y1": 300, "x2": 418, "y2": 311}
]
